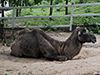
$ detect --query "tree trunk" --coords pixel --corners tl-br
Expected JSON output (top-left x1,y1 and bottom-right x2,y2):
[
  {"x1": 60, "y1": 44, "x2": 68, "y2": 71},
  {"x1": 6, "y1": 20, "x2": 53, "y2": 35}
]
[
  {"x1": 16, "y1": 4, "x2": 19, "y2": 17},
  {"x1": 1, "y1": 0, "x2": 4, "y2": 24},
  {"x1": 16, "y1": 9, "x2": 19, "y2": 17},
  {"x1": 19, "y1": 0, "x2": 21, "y2": 16},
  {"x1": 1, "y1": 0, "x2": 6, "y2": 44},
  {"x1": 50, "y1": 0, "x2": 53, "y2": 20},
  {"x1": 65, "y1": 0, "x2": 68, "y2": 15}
]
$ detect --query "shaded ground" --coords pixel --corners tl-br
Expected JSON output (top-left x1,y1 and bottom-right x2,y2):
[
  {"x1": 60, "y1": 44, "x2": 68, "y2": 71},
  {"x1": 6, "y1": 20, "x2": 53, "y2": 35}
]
[{"x1": 0, "y1": 31, "x2": 100, "y2": 75}]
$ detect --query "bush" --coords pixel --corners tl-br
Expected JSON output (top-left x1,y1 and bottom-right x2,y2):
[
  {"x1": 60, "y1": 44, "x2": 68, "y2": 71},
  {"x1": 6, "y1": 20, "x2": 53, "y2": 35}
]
[
  {"x1": 70, "y1": 0, "x2": 79, "y2": 4},
  {"x1": 96, "y1": 0, "x2": 100, "y2": 2},
  {"x1": 41, "y1": 1, "x2": 49, "y2": 5},
  {"x1": 84, "y1": 8, "x2": 91, "y2": 13},
  {"x1": 83, "y1": 25, "x2": 100, "y2": 34},
  {"x1": 21, "y1": 9, "x2": 33, "y2": 16},
  {"x1": 68, "y1": 0, "x2": 71, "y2": 2},
  {"x1": 53, "y1": 0, "x2": 64, "y2": 5}
]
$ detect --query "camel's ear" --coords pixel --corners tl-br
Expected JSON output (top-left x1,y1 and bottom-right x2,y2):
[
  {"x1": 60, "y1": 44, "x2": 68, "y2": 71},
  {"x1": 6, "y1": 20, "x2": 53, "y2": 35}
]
[
  {"x1": 78, "y1": 31, "x2": 81, "y2": 36},
  {"x1": 85, "y1": 28, "x2": 87, "y2": 30},
  {"x1": 85, "y1": 28, "x2": 88, "y2": 32}
]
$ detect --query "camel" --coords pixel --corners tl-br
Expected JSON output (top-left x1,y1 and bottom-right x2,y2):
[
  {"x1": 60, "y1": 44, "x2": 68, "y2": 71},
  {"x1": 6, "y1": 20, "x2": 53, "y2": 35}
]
[{"x1": 10, "y1": 27, "x2": 96, "y2": 61}]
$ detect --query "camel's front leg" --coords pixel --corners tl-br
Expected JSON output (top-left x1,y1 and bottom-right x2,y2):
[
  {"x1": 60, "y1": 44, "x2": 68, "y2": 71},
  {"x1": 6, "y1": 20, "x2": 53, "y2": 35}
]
[
  {"x1": 35, "y1": 30, "x2": 67, "y2": 61},
  {"x1": 51, "y1": 56, "x2": 68, "y2": 61}
]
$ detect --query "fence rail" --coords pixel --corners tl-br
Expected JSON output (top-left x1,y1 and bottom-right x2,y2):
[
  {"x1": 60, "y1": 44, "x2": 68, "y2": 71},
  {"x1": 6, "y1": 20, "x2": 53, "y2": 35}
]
[{"x1": 0, "y1": 3, "x2": 100, "y2": 31}]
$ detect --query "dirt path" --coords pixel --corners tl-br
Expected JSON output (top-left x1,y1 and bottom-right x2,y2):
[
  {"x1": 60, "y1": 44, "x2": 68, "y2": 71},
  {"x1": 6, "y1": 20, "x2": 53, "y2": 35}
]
[{"x1": 0, "y1": 31, "x2": 100, "y2": 75}]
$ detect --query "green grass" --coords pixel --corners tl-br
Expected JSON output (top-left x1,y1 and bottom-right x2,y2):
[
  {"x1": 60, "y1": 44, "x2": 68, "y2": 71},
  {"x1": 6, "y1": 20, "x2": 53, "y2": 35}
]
[{"x1": 4, "y1": 0, "x2": 100, "y2": 28}]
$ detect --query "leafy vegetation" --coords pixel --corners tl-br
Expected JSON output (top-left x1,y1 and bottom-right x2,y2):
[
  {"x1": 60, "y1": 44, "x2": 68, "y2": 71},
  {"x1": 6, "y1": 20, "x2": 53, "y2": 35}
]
[{"x1": 4, "y1": 0, "x2": 100, "y2": 34}]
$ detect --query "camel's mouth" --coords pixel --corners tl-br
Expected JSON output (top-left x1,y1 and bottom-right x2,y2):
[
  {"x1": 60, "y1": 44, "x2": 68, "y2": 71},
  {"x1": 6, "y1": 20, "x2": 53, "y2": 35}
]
[
  {"x1": 91, "y1": 38, "x2": 96, "y2": 43},
  {"x1": 90, "y1": 33, "x2": 96, "y2": 43}
]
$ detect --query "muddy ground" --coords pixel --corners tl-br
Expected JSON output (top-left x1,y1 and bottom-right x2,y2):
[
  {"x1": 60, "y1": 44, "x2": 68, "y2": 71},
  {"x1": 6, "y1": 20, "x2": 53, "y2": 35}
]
[{"x1": 0, "y1": 31, "x2": 100, "y2": 75}]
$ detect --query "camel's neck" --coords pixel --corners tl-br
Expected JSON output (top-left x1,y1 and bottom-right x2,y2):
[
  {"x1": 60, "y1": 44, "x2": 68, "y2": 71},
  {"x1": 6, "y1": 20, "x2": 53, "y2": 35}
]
[
  {"x1": 65, "y1": 31, "x2": 83, "y2": 48},
  {"x1": 65, "y1": 36, "x2": 82, "y2": 49},
  {"x1": 42, "y1": 31, "x2": 83, "y2": 57},
  {"x1": 62, "y1": 32, "x2": 83, "y2": 59}
]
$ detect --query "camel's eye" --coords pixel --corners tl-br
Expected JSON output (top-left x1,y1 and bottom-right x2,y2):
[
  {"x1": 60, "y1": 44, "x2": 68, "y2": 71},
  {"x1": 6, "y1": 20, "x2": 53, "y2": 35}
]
[{"x1": 82, "y1": 29, "x2": 86, "y2": 33}]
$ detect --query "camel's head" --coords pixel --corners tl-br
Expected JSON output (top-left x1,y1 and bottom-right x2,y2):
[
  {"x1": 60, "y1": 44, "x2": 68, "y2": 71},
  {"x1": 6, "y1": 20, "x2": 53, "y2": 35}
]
[{"x1": 76, "y1": 27, "x2": 96, "y2": 43}]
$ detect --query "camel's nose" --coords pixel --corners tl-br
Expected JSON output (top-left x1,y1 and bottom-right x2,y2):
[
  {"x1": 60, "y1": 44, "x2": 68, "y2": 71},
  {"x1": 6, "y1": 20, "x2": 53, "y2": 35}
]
[{"x1": 90, "y1": 33, "x2": 96, "y2": 43}]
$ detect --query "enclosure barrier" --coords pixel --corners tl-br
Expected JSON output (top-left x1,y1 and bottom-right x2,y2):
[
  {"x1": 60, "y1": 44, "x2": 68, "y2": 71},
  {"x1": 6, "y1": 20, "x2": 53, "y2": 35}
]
[{"x1": 0, "y1": 3, "x2": 100, "y2": 31}]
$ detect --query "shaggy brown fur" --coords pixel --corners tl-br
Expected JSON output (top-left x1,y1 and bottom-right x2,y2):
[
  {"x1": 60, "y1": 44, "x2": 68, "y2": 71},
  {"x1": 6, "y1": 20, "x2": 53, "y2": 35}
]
[{"x1": 10, "y1": 27, "x2": 96, "y2": 61}]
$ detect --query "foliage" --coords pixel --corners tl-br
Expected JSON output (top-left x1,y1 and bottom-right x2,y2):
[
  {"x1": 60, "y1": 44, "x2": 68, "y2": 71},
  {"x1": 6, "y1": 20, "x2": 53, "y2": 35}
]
[
  {"x1": 73, "y1": 16, "x2": 99, "y2": 25},
  {"x1": 68, "y1": 0, "x2": 100, "y2": 4},
  {"x1": 8, "y1": 0, "x2": 40, "y2": 7},
  {"x1": 83, "y1": 25, "x2": 100, "y2": 34},
  {"x1": 84, "y1": 8, "x2": 91, "y2": 13},
  {"x1": 97, "y1": 0, "x2": 100, "y2": 2},
  {"x1": 28, "y1": 0, "x2": 34, "y2": 6},
  {"x1": 42, "y1": 19, "x2": 52, "y2": 28},
  {"x1": 70, "y1": 0, "x2": 79, "y2": 4},
  {"x1": 45, "y1": 29, "x2": 51, "y2": 33},
  {"x1": 41, "y1": 1, "x2": 49, "y2": 5},
  {"x1": 53, "y1": 0, "x2": 64, "y2": 5},
  {"x1": 56, "y1": 7, "x2": 65, "y2": 12},
  {"x1": 9, "y1": 0, "x2": 21, "y2": 6},
  {"x1": 4, "y1": 0, "x2": 100, "y2": 34},
  {"x1": 34, "y1": 0, "x2": 42, "y2": 4}
]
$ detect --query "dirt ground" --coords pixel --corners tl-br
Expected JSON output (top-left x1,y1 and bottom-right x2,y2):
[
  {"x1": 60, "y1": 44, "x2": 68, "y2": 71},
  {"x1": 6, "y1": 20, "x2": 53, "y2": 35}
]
[{"x1": 0, "y1": 31, "x2": 100, "y2": 75}]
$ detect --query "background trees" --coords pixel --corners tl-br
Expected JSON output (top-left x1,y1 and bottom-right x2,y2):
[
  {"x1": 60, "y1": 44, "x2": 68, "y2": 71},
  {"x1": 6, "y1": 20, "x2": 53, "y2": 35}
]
[{"x1": 1, "y1": 0, "x2": 69, "y2": 18}]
